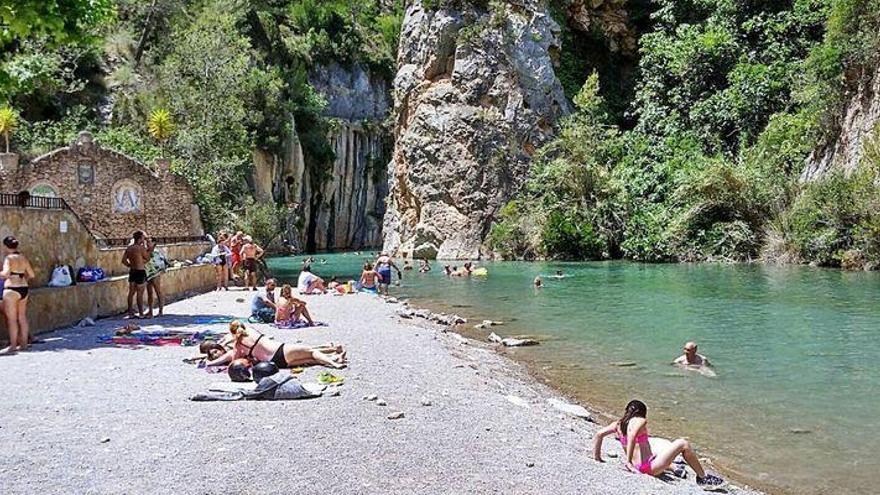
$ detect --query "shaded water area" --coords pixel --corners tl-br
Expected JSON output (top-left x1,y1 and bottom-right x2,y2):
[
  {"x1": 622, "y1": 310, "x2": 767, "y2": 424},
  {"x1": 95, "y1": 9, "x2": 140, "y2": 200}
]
[{"x1": 267, "y1": 254, "x2": 880, "y2": 494}]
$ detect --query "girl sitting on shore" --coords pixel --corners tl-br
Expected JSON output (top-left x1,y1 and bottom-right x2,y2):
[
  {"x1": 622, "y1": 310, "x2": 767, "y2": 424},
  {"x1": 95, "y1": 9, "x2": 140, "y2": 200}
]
[
  {"x1": 359, "y1": 262, "x2": 380, "y2": 294},
  {"x1": 275, "y1": 284, "x2": 314, "y2": 327},
  {"x1": 592, "y1": 400, "x2": 725, "y2": 489},
  {"x1": 205, "y1": 321, "x2": 346, "y2": 369}
]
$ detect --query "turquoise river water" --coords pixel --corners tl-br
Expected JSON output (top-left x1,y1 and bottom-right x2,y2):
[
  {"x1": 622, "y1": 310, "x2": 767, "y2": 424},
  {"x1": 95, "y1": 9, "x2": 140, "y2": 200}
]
[{"x1": 267, "y1": 254, "x2": 880, "y2": 495}]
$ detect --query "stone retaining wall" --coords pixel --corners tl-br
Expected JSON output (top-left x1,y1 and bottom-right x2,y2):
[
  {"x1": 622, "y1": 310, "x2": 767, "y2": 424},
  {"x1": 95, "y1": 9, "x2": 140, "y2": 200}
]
[
  {"x1": 0, "y1": 263, "x2": 214, "y2": 339},
  {"x1": 0, "y1": 206, "x2": 210, "y2": 285}
]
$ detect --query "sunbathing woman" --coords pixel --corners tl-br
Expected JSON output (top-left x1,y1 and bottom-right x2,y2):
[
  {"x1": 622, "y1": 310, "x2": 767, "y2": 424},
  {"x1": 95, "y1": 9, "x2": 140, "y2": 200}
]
[
  {"x1": 592, "y1": 400, "x2": 725, "y2": 489},
  {"x1": 206, "y1": 321, "x2": 346, "y2": 369},
  {"x1": 359, "y1": 262, "x2": 381, "y2": 294},
  {"x1": 275, "y1": 284, "x2": 314, "y2": 326},
  {"x1": 1, "y1": 236, "x2": 35, "y2": 354}
]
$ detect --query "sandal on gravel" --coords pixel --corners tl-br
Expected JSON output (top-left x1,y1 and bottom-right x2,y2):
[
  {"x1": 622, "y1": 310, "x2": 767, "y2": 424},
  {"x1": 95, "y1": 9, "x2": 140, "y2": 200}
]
[{"x1": 696, "y1": 473, "x2": 727, "y2": 491}]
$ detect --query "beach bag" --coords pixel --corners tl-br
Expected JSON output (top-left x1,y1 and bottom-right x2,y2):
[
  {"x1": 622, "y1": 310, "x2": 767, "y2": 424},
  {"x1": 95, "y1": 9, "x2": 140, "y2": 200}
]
[
  {"x1": 76, "y1": 266, "x2": 105, "y2": 283},
  {"x1": 48, "y1": 265, "x2": 74, "y2": 287},
  {"x1": 189, "y1": 373, "x2": 321, "y2": 402}
]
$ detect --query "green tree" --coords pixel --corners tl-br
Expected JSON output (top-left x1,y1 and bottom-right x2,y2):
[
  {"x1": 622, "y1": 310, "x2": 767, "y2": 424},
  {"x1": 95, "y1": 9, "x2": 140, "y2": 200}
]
[
  {"x1": 0, "y1": 0, "x2": 113, "y2": 47},
  {"x1": 0, "y1": 106, "x2": 18, "y2": 153}
]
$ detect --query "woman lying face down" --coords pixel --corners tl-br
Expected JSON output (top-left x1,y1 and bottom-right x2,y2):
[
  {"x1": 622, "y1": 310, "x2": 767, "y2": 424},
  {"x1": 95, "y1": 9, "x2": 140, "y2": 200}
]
[{"x1": 205, "y1": 321, "x2": 347, "y2": 370}]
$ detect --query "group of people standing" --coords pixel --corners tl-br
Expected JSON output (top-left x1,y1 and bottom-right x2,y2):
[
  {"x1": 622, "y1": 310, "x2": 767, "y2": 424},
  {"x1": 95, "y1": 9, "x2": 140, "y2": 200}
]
[
  {"x1": 122, "y1": 230, "x2": 168, "y2": 319},
  {"x1": 209, "y1": 231, "x2": 265, "y2": 292}
]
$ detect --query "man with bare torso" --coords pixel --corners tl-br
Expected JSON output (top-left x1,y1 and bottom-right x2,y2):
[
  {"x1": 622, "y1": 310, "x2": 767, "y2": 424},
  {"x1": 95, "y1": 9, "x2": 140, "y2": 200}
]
[
  {"x1": 122, "y1": 230, "x2": 154, "y2": 318},
  {"x1": 240, "y1": 235, "x2": 264, "y2": 291}
]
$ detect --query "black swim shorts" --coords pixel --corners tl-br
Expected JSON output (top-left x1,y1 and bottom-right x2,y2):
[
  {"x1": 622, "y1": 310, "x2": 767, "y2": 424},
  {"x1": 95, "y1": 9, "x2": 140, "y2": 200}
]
[
  {"x1": 244, "y1": 258, "x2": 257, "y2": 273},
  {"x1": 129, "y1": 269, "x2": 147, "y2": 285}
]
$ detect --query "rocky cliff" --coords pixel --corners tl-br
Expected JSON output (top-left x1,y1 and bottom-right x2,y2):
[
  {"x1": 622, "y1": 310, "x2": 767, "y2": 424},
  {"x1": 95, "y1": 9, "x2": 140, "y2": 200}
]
[
  {"x1": 382, "y1": 0, "x2": 569, "y2": 260},
  {"x1": 251, "y1": 63, "x2": 391, "y2": 251},
  {"x1": 804, "y1": 63, "x2": 880, "y2": 180}
]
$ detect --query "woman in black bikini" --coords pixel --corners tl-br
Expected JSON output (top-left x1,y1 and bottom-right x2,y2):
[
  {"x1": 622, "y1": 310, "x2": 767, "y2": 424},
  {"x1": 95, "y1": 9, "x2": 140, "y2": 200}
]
[
  {"x1": 205, "y1": 321, "x2": 347, "y2": 369},
  {"x1": 1, "y1": 236, "x2": 35, "y2": 355}
]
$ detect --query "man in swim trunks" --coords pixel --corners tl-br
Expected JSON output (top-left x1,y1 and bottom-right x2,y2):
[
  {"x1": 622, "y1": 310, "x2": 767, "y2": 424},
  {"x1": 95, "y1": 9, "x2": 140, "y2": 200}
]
[
  {"x1": 239, "y1": 236, "x2": 264, "y2": 291},
  {"x1": 673, "y1": 341, "x2": 711, "y2": 368},
  {"x1": 122, "y1": 230, "x2": 154, "y2": 319}
]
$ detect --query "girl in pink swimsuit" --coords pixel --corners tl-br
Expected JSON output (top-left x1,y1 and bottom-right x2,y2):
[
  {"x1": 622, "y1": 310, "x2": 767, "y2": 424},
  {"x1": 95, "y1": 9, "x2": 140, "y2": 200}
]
[{"x1": 592, "y1": 400, "x2": 725, "y2": 489}]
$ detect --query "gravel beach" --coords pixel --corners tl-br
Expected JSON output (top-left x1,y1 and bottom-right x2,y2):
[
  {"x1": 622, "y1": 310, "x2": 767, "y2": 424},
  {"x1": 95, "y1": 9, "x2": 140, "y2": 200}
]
[{"x1": 0, "y1": 289, "x2": 763, "y2": 495}]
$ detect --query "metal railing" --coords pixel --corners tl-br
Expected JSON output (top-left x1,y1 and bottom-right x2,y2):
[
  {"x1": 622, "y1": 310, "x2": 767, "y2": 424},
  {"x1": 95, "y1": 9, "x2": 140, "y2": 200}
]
[
  {"x1": 0, "y1": 192, "x2": 69, "y2": 209},
  {"x1": 96, "y1": 236, "x2": 209, "y2": 248}
]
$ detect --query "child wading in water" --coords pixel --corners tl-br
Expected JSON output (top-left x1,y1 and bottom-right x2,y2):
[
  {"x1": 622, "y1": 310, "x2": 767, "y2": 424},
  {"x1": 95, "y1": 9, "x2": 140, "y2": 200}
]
[{"x1": 592, "y1": 400, "x2": 725, "y2": 489}]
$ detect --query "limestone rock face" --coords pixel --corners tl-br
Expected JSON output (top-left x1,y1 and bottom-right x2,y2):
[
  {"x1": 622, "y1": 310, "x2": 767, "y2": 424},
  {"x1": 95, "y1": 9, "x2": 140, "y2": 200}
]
[
  {"x1": 251, "y1": 63, "x2": 391, "y2": 251},
  {"x1": 804, "y1": 64, "x2": 880, "y2": 180},
  {"x1": 383, "y1": 0, "x2": 568, "y2": 260}
]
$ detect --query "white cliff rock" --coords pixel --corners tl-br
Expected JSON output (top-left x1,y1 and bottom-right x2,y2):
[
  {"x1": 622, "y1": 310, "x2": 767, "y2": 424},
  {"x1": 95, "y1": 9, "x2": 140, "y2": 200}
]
[{"x1": 383, "y1": 0, "x2": 569, "y2": 260}]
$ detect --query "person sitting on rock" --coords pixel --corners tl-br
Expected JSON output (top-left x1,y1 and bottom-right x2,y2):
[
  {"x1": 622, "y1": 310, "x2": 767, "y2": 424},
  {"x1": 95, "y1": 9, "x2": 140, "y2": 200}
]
[
  {"x1": 593, "y1": 399, "x2": 725, "y2": 489},
  {"x1": 250, "y1": 278, "x2": 277, "y2": 323},
  {"x1": 275, "y1": 284, "x2": 314, "y2": 326},
  {"x1": 205, "y1": 321, "x2": 345, "y2": 369}
]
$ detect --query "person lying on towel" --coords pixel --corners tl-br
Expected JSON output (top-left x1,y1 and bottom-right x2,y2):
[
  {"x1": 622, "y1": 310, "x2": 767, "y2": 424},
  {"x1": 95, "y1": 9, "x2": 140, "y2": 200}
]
[{"x1": 205, "y1": 321, "x2": 346, "y2": 370}]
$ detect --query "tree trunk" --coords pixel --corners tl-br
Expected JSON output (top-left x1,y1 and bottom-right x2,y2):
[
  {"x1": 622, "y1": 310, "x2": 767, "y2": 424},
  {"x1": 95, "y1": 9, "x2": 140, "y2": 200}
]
[
  {"x1": 134, "y1": 0, "x2": 159, "y2": 66},
  {"x1": 4, "y1": 131, "x2": 8, "y2": 153}
]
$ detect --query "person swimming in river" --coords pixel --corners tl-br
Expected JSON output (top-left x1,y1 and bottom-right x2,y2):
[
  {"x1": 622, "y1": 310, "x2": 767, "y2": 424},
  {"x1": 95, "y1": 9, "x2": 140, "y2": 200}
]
[
  {"x1": 359, "y1": 262, "x2": 381, "y2": 294},
  {"x1": 533, "y1": 276, "x2": 544, "y2": 288},
  {"x1": 592, "y1": 400, "x2": 726, "y2": 489},
  {"x1": 206, "y1": 321, "x2": 346, "y2": 369},
  {"x1": 673, "y1": 341, "x2": 711, "y2": 367},
  {"x1": 419, "y1": 258, "x2": 431, "y2": 273},
  {"x1": 552, "y1": 270, "x2": 566, "y2": 279}
]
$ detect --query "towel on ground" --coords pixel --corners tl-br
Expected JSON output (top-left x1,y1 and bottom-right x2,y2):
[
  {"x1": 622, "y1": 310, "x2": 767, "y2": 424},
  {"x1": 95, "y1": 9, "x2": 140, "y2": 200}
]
[{"x1": 270, "y1": 320, "x2": 328, "y2": 330}]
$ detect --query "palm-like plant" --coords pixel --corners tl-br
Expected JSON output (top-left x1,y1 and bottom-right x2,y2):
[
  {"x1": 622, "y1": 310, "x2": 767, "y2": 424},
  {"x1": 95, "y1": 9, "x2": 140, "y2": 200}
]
[
  {"x1": 147, "y1": 108, "x2": 174, "y2": 158},
  {"x1": 0, "y1": 106, "x2": 19, "y2": 154}
]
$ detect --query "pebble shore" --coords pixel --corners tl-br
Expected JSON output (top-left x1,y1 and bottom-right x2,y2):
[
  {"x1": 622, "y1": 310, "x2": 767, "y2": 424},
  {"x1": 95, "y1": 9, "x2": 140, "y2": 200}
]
[{"x1": 0, "y1": 289, "x2": 763, "y2": 494}]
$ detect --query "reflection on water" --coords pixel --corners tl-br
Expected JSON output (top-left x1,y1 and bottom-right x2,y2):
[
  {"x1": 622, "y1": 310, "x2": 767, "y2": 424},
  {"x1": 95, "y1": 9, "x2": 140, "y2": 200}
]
[{"x1": 267, "y1": 255, "x2": 880, "y2": 495}]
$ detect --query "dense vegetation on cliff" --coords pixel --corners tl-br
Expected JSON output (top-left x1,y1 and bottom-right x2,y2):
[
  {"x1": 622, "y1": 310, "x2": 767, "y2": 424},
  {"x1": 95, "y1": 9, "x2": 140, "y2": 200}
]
[
  {"x1": 1, "y1": 0, "x2": 401, "y2": 237},
  {"x1": 490, "y1": 0, "x2": 880, "y2": 268}
]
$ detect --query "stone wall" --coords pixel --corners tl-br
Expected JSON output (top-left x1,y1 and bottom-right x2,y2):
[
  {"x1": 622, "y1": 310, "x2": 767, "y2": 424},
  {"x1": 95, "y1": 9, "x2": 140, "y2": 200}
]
[
  {"x1": 0, "y1": 131, "x2": 203, "y2": 239},
  {"x1": 0, "y1": 264, "x2": 215, "y2": 339},
  {"x1": 0, "y1": 206, "x2": 210, "y2": 286}
]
